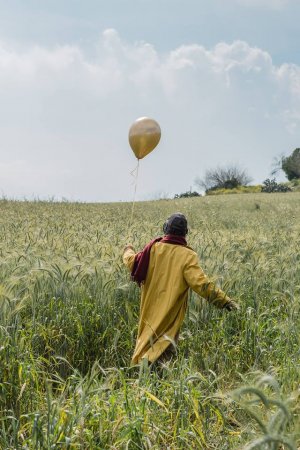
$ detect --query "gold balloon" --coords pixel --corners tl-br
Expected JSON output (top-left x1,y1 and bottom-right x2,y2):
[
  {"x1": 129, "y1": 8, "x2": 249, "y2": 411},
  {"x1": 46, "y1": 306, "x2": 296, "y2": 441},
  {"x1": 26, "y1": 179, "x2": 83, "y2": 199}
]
[{"x1": 128, "y1": 117, "x2": 161, "y2": 160}]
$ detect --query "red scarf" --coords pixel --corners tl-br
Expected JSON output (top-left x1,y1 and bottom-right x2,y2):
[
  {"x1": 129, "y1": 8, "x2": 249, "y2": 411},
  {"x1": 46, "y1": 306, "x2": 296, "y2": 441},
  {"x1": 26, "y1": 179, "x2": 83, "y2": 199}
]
[{"x1": 131, "y1": 234, "x2": 187, "y2": 286}]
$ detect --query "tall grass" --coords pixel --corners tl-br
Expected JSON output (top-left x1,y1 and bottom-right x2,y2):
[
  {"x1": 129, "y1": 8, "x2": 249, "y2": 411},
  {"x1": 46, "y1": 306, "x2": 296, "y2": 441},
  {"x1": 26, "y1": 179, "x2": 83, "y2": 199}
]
[{"x1": 0, "y1": 194, "x2": 299, "y2": 448}]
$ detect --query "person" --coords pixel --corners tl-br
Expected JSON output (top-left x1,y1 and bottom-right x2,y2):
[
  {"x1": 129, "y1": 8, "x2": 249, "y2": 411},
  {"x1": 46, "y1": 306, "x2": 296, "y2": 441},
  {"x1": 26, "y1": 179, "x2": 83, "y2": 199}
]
[{"x1": 123, "y1": 212, "x2": 238, "y2": 366}]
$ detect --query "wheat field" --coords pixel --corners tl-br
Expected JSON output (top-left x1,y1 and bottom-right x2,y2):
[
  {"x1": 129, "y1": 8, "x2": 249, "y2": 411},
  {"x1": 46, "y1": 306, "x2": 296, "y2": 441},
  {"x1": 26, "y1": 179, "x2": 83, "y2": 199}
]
[{"x1": 0, "y1": 193, "x2": 299, "y2": 449}]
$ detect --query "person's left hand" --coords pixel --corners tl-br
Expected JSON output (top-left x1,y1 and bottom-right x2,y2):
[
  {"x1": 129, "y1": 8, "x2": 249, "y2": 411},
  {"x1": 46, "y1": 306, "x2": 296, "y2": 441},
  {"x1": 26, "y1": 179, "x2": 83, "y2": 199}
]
[
  {"x1": 224, "y1": 300, "x2": 240, "y2": 311},
  {"x1": 124, "y1": 244, "x2": 134, "y2": 252}
]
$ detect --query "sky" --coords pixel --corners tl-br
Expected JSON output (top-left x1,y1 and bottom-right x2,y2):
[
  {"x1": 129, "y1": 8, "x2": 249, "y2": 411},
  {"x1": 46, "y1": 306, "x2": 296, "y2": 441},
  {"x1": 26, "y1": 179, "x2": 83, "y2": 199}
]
[{"x1": 0, "y1": 0, "x2": 300, "y2": 201}]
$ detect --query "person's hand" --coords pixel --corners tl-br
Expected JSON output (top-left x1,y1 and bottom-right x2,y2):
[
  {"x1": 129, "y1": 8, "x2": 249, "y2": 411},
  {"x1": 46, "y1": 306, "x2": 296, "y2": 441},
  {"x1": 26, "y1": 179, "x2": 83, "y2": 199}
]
[
  {"x1": 124, "y1": 244, "x2": 134, "y2": 252},
  {"x1": 224, "y1": 300, "x2": 240, "y2": 311}
]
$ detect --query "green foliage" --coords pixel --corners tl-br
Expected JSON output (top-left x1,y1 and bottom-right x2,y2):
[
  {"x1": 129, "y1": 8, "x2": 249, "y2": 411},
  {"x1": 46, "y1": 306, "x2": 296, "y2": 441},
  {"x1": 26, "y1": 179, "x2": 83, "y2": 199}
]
[
  {"x1": 288, "y1": 178, "x2": 300, "y2": 191},
  {"x1": 0, "y1": 196, "x2": 300, "y2": 448},
  {"x1": 261, "y1": 178, "x2": 292, "y2": 193},
  {"x1": 282, "y1": 148, "x2": 300, "y2": 181},
  {"x1": 174, "y1": 190, "x2": 201, "y2": 199}
]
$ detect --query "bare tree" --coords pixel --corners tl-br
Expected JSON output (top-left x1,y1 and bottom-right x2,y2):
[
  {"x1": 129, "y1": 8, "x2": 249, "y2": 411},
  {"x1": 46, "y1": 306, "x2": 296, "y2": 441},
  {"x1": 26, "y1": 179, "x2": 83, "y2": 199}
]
[
  {"x1": 195, "y1": 165, "x2": 252, "y2": 192},
  {"x1": 270, "y1": 154, "x2": 285, "y2": 177}
]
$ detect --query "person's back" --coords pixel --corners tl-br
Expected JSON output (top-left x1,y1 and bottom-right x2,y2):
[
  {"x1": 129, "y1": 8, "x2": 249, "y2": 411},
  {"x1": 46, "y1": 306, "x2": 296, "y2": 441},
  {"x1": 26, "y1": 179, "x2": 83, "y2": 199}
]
[{"x1": 123, "y1": 213, "x2": 238, "y2": 365}]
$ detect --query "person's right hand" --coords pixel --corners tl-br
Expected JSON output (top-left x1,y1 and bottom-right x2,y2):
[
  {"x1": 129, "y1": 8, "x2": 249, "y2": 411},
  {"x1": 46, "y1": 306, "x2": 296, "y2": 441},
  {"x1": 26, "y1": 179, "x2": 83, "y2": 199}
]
[{"x1": 224, "y1": 300, "x2": 240, "y2": 311}]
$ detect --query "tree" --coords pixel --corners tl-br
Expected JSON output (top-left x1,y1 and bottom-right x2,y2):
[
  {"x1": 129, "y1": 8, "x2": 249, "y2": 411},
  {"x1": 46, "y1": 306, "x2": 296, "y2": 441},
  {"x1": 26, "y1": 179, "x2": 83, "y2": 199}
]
[
  {"x1": 272, "y1": 148, "x2": 300, "y2": 180},
  {"x1": 195, "y1": 165, "x2": 252, "y2": 193},
  {"x1": 282, "y1": 148, "x2": 300, "y2": 180}
]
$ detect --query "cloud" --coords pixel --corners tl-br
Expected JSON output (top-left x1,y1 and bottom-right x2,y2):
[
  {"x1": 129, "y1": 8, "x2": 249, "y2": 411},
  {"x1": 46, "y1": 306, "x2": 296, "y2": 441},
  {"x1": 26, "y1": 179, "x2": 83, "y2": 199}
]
[{"x1": 0, "y1": 30, "x2": 299, "y2": 201}]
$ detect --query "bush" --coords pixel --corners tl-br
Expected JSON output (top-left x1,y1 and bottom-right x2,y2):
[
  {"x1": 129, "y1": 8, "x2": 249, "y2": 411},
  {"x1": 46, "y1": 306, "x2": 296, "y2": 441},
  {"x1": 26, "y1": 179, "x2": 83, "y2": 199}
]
[
  {"x1": 174, "y1": 190, "x2": 201, "y2": 199},
  {"x1": 261, "y1": 178, "x2": 292, "y2": 193},
  {"x1": 288, "y1": 178, "x2": 300, "y2": 191},
  {"x1": 206, "y1": 185, "x2": 262, "y2": 195}
]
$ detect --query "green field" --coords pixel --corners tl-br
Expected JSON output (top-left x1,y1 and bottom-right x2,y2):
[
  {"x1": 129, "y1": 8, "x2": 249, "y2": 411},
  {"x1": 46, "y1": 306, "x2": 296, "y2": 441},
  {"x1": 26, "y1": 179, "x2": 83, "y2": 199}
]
[{"x1": 0, "y1": 193, "x2": 299, "y2": 449}]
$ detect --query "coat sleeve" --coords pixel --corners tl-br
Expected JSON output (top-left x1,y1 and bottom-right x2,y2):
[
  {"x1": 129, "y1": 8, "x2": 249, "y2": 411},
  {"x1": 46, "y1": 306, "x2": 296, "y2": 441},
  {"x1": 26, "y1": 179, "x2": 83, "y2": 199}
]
[
  {"x1": 123, "y1": 247, "x2": 136, "y2": 272},
  {"x1": 183, "y1": 251, "x2": 230, "y2": 308}
]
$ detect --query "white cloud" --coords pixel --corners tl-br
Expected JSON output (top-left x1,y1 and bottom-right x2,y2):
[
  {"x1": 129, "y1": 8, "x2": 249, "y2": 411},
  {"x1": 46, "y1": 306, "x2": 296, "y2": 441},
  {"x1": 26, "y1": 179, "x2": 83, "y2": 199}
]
[{"x1": 0, "y1": 30, "x2": 299, "y2": 201}]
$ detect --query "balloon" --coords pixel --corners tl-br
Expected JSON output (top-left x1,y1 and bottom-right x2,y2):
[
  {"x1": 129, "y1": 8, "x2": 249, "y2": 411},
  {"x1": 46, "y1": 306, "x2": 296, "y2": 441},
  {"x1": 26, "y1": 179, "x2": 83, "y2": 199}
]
[{"x1": 128, "y1": 117, "x2": 161, "y2": 160}]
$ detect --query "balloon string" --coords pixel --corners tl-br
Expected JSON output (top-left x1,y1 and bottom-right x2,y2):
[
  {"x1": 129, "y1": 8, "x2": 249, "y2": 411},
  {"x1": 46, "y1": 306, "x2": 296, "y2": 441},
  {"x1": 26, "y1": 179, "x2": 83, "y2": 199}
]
[{"x1": 127, "y1": 159, "x2": 140, "y2": 240}]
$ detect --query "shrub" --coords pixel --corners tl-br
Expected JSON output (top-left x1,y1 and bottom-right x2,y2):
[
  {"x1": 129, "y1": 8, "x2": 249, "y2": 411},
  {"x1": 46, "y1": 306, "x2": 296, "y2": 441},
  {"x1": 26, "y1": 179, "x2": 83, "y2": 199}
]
[
  {"x1": 261, "y1": 178, "x2": 292, "y2": 193},
  {"x1": 174, "y1": 190, "x2": 201, "y2": 199},
  {"x1": 206, "y1": 185, "x2": 262, "y2": 195}
]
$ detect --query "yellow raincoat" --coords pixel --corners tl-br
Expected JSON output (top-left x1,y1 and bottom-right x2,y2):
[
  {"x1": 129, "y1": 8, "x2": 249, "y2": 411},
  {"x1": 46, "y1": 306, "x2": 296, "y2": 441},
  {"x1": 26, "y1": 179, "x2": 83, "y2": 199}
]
[{"x1": 123, "y1": 241, "x2": 231, "y2": 364}]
